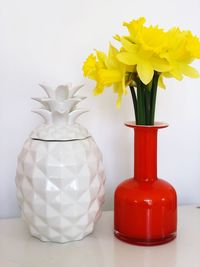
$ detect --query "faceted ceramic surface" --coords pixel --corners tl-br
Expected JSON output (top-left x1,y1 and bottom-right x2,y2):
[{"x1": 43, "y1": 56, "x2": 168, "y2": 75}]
[{"x1": 16, "y1": 137, "x2": 105, "y2": 243}]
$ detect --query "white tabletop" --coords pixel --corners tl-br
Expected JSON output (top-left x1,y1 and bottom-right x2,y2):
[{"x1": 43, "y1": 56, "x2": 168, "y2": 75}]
[{"x1": 0, "y1": 205, "x2": 200, "y2": 267}]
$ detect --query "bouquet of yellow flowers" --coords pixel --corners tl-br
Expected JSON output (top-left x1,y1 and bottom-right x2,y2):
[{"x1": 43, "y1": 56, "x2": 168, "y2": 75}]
[{"x1": 82, "y1": 17, "x2": 200, "y2": 125}]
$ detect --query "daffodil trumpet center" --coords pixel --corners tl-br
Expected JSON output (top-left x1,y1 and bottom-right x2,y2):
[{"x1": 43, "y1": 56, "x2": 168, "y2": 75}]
[{"x1": 130, "y1": 72, "x2": 159, "y2": 125}]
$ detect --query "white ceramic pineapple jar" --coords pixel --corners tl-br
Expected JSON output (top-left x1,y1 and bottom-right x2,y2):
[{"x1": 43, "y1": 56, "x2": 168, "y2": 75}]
[{"x1": 16, "y1": 84, "x2": 105, "y2": 243}]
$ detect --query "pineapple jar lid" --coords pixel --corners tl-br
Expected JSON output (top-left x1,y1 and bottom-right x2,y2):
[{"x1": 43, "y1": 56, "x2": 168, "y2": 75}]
[
  {"x1": 30, "y1": 84, "x2": 91, "y2": 141},
  {"x1": 31, "y1": 123, "x2": 90, "y2": 141}
]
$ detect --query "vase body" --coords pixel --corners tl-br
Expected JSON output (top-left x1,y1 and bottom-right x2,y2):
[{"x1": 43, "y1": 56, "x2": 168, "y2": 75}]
[
  {"x1": 114, "y1": 122, "x2": 177, "y2": 246},
  {"x1": 16, "y1": 136, "x2": 105, "y2": 243}
]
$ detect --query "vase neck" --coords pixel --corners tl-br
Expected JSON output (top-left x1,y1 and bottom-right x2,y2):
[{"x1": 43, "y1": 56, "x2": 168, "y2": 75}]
[{"x1": 134, "y1": 127, "x2": 158, "y2": 182}]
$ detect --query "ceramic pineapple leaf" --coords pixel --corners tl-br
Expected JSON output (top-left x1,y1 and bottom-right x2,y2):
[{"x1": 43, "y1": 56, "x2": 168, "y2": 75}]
[
  {"x1": 31, "y1": 83, "x2": 90, "y2": 140},
  {"x1": 68, "y1": 109, "x2": 89, "y2": 125},
  {"x1": 31, "y1": 97, "x2": 51, "y2": 110},
  {"x1": 33, "y1": 84, "x2": 87, "y2": 126},
  {"x1": 32, "y1": 109, "x2": 52, "y2": 124},
  {"x1": 39, "y1": 84, "x2": 54, "y2": 98},
  {"x1": 68, "y1": 84, "x2": 84, "y2": 98}
]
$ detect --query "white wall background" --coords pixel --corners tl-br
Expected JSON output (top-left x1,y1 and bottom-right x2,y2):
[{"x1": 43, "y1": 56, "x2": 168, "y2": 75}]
[{"x1": 0, "y1": 0, "x2": 200, "y2": 218}]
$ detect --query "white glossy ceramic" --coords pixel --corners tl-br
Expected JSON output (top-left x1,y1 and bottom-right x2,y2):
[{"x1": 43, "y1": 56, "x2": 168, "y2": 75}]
[{"x1": 16, "y1": 84, "x2": 105, "y2": 243}]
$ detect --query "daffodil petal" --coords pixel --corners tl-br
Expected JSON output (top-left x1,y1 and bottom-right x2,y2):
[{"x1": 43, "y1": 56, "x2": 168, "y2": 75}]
[
  {"x1": 82, "y1": 54, "x2": 97, "y2": 79},
  {"x1": 107, "y1": 43, "x2": 120, "y2": 68},
  {"x1": 95, "y1": 50, "x2": 107, "y2": 67},
  {"x1": 121, "y1": 37, "x2": 138, "y2": 53},
  {"x1": 113, "y1": 34, "x2": 121, "y2": 42},
  {"x1": 158, "y1": 75, "x2": 166, "y2": 89},
  {"x1": 113, "y1": 83, "x2": 123, "y2": 108},
  {"x1": 117, "y1": 52, "x2": 138, "y2": 65},
  {"x1": 151, "y1": 57, "x2": 170, "y2": 72},
  {"x1": 162, "y1": 72, "x2": 173, "y2": 78},
  {"x1": 98, "y1": 69, "x2": 122, "y2": 84},
  {"x1": 122, "y1": 74, "x2": 127, "y2": 94},
  {"x1": 116, "y1": 93, "x2": 122, "y2": 108},
  {"x1": 169, "y1": 68, "x2": 183, "y2": 80},
  {"x1": 137, "y1": 62, "x2": 154, "y2": 84},
  {"x1": 181, "y1": 65, "x2": 200, "y2": 78},
  {"x1": 93, "y1": 83, "x2": 105, "y2": 95},
  {"x1": 123, "y1": 17, "x2": 146, "y2": 42}
]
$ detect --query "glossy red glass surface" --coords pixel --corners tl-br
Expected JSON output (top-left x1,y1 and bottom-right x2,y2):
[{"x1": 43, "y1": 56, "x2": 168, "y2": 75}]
[{"x1": 114, "y1": 122, "x2": 177, "y2": 246}]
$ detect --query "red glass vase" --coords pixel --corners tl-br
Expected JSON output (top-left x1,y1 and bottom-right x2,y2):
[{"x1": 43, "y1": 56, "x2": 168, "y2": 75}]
[{"x1": 114, "y1": 122, "x2": 177, "y2": 246}]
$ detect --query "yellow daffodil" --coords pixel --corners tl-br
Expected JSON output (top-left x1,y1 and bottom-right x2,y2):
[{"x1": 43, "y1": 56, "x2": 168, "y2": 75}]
[
  {"x1": 186, "y1": 31, "x2": 200, "y2": 59},
  {"x1": 83, "y1": 44, "x2": 128, "y2": 107},
  {"x1": 123, "y1": 17, "x2": 146, "y2": 43},
  {"x1": 124, "y1": 18, "x2": 167, "y2": 54},
  {"x1": 82, "y1": 17, "x2": 200, "y2": 125},
  {"x1": 160, "y1": 28, "x2": 200, "y2": 80},
  {"x1": 117, "y1": 37, "x2": 170, "y2": 85},
  {"x1": 82, "y1": 53, "x2": 105, "y2": 94}
]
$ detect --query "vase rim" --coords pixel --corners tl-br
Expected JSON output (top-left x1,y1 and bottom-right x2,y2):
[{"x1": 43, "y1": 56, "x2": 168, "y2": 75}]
[{"x1": 125, "y1": 121, "x2": 169, "y2": 129}]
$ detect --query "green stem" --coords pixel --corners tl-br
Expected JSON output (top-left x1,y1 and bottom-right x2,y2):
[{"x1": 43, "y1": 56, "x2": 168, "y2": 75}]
[
  {"x1": 136, "y1": 78, "x2": 146, "y2": 125},
  {"x1": 144, "y1": 85, "x2": 151, "y2": 125},
  {"x1": 130, "y1": 72, "x2": 159, "y2": 125},
  {"x1": 150, "y1": 73, "x2": 159, "y2": 125},
  {"x1": 129, "y1": 86, "x2": 138, "y2": 124}
]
